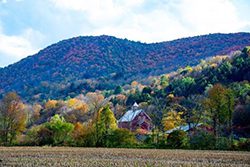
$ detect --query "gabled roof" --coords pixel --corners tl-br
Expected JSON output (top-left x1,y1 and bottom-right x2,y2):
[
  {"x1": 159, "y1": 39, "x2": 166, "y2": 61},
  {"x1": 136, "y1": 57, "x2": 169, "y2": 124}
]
[
  {"x1": 118, "y1": 109, "x2": 143, "y2": 122},
  {"x1": 165, "y1": 123, "x2": 202, "y2": 134}
]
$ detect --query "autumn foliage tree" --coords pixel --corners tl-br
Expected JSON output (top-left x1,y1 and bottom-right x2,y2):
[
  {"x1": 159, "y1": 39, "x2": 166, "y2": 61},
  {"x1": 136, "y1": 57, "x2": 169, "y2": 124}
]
[
  {"x1": 162, "y1": 110, "x2": 184, "y2": 131},
  {"x1": 93, "y1": 105, "x2": 117, "y2": 146},
  {"x1": 203, "y1": 84, "x2": 235, "y2": 139},
  {"x1": 71, "y1": 122, "x2": 85, "y2": 146},
  {"x1": 86, "y1": 92, "x2": 105, "y2": 112},
  {"x1": 0, "y1": 92, "x2": 27, "y2": 145},
  {"x1": 64, "y1": 98, "x2": 89, "y2": 123}
]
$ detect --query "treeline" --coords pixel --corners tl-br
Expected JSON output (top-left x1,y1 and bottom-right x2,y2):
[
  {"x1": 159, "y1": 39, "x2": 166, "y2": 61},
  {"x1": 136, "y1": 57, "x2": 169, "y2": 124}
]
[
  {"x1": 0, "y1": 92, "x2": 136, "y2": 147},
  {"x1": 0, "y1": 47, "x2": 249, "y2": 150}
]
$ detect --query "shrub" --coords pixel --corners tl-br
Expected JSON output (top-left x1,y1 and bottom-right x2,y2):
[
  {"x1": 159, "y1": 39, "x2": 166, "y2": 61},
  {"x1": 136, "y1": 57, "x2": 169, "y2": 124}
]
[
  {"x1": 167, "y1": 130, "x2": 189, "y2": 149},
  {"x1": 190, "y1": 131, "x2": 216, "y2": 150},
  {"x1": 106, "y1": 128, "x2": 137, "y2": 148},
  {"x1": 237, "y1": 138, "x2": 250, "y2": 151},
  {"x1": 23, "y1": 126, "x2": 41, "y2": 146},
  {"x1": 215, "y1": 137, "x2": 231, "y2": 150},
  {"x1": 37, "y1": 126, "x2": 53, "y2": 146}
]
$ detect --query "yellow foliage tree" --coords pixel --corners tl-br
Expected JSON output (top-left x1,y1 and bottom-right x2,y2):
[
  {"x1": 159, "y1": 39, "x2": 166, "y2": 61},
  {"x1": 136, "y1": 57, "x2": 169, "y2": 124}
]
[
  {"x1": 67, "y1": 98, "x2": 88, "y2": 113},
  {"x1": 162, "y1": 111, "x2": 184, "y2": 131},
  {"x1": 67, "y1": 98, "x2": 79, "y2": 108}
]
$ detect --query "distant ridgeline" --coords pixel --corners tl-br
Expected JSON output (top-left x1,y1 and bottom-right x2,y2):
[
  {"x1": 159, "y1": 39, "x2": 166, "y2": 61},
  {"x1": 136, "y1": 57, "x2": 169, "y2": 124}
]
[{"x1": 0, "y1": 32, "x2": 250, "y2": 101}]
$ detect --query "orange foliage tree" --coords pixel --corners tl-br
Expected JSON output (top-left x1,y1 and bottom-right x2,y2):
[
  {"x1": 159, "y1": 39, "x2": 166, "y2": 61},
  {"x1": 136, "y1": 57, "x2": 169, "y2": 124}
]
[
  {"x1": 45, "y1": 100, "x2": 58, "y2": 109},
  {"x1": 0, "y1": 92, "x2": 27, "y2": 145}
]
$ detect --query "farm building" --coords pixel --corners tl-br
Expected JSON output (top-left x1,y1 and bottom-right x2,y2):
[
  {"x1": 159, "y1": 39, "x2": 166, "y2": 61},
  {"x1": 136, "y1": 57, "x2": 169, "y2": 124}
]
[
  {"x1": 118, "y1": 102, "x2": 153, "y2": 133},
  {"x1": 165, "y1": 123, "x2": 203, "y2": 134}
]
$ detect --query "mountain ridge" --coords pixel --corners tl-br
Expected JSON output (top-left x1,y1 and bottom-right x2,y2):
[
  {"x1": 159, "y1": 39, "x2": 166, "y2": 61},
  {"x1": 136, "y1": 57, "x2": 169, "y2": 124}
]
[{"x1": 1, "y1": 32, "x2": 250, "y2": 101}]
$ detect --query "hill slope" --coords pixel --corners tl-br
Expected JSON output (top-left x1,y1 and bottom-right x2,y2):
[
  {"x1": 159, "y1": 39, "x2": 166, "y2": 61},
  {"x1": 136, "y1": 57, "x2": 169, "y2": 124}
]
[{"x1": 0, "y1": 33, "x2": 250, "y2": 101}]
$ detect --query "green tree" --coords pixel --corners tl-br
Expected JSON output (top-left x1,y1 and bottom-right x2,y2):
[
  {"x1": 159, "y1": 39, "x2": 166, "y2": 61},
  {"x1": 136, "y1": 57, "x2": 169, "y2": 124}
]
[
  {"x1": 171, "y1": 77, "x2": 196, "y2": 97},
  {"x1": 0, "y1": 92, "x2": 27, "y2": 145},
  {"x1": 114, "y1": 86, "x2": 123, "y2": 94},
  {"x1": 203, "y1": 84, "x2": 225, "y2": 138},
  {"x1": 224, "y1": 88, "x2": 235, "y2": 144},
  {"x1": 167, "y1": 130, "x2": 189, "y2": 149},
  {"x1": 217, "y1": 61, "x2": 233, "y2": 80},
  {"x1": 160, "y1": 75, "x2": 169, "y2": 88},
  {"x1": 94, "y1": 105, "x2": 117, "y2": 146},
  {"x1": 106, "y1": 128, "x2": 137, "y2": 148},
  {"x1": 44, "y1": 114, "x2": 74, "y2": 145},
  {"x1": 203, "y1": 84, "x2": 234, "y2": 139}
]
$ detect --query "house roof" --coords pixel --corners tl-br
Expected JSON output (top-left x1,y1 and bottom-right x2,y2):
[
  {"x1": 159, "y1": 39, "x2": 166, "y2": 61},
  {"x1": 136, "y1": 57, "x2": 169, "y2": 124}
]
[
  {"x1": 118, "y1": 109, "x2": 143, "y2": 122},
  {"x1": 165, "y1": 123, "x2": 202, "y2": 134}
]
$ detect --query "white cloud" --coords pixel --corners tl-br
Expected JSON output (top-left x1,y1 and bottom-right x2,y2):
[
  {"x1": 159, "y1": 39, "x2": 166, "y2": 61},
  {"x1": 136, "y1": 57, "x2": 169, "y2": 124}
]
[
  {"x1": 82, "y1": 0, "x2": 249, "y2": 42},
  {"x1": 0, "y1": 0, "x2": 250, "y2": 67},
  {"x1": 0, "y1": 28, "x2": 44, "y2": 67},
  {"x1": 0, "y1": 0, "x2": 23, "y2": 3},
  {"x1": 174, "y1": 0, "x2": 249, "y2": 34},
  {"x1": 51, "y1": 0, "x2": 249, "y2": 42},
  {"x1": 51, "y1": 0, "x2": 144, "y2": 24},
  {"x1": 0, "y1": 0, "x2": 7, "y2": 3},
  {"x1": 90, "y1": 9, "x2": 189, "y2": 42}
]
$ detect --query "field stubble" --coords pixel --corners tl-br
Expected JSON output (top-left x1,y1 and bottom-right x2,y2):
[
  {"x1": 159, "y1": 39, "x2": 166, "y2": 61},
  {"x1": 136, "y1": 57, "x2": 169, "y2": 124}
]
[{"x1": 0, "y1": 147, "x2": 249, "y2": 167}]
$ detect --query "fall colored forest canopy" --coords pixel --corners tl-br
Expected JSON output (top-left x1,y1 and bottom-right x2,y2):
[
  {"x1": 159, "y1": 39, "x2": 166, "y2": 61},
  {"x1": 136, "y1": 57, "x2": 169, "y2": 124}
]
[
  {"x1": 0, "y1": 33, "x2": 250, "y2": 101},
  {"x1": 0, "y1": 45, "x2": 249, "y2": 150}
]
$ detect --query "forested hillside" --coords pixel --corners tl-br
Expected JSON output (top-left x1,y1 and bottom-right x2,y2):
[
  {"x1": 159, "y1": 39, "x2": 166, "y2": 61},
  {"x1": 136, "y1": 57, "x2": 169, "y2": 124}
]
[
  {"x1": 0, "y1": 46, "x2": 249, "y2": 150},
  {"x1": 0, "y1": 33, "x2": 250, "y2": 101}
]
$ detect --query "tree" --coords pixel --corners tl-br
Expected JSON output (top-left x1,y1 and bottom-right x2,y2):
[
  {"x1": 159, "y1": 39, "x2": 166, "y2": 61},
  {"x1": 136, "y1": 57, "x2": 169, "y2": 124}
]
[
  {"x1": 217, "y1": 61, "x2": 233, "y2": 80},
  {"x1": 160, "y1": 75, "x2": 169, "y2": 88},
  {"x1": 71, "y1": 122, "x2": 85, "y2": 146},
  {"x1": 44, "y1": 114, "x2": 74, "y2": 145},
  {"x1": 170, "y1": 77, "x2": 196, "y2": 97},
  {"x1": 162, "y1": 109, "x2": 184, "y2": 131},
  {"x1": 0, "y1": 92, "x2": 27, "y2": 145},
  {"x1": 64, "y1": 98, "x2": 89, "y2": 123},
  {"x1": 167, "y1": 130, "x2": 189, "y2": 149},
  {"x1": 180, "y1": 95, "x2": 205, "y2": 133},
  {"x1": 224, "y1": 88, "x2": 235, "y2": 144},
  {"x1": 242, "y1": 46, "x2": 250, "y2": 56},
  {"x1": 203, "y1": 84, "x2": 233, "y2": 138},
  {"x1": 45, "y1": 100, "x2": 58, "y2": 109},
  {"x1": 30, "y1": 103, "x2": 42, "y2": 125},
  {"x1": 233, "y1": 105, "x2": 250, "y2": 137},
  {"x1": 106, "y1": 128, "x2": 137, "y2": 147},
  {"x1": 114, "y1": 86, "x2": 123, "y2": 94},
  {"x1": 93, "y1": 105, "x2": 117, "y2": 146},
  {"x1": 85, "y1": 92, "x2": 105, "y2": 113}
]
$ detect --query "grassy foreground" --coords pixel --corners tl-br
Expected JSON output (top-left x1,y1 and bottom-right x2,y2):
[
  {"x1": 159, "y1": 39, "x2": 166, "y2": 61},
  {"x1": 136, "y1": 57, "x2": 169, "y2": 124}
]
[{"x1": 0, "y1": 147, "x2": 249, "y2": 167}]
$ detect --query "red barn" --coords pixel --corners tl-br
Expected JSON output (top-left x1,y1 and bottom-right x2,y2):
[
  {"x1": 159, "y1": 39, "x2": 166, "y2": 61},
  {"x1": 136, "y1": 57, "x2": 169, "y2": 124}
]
[{"x1": 118, "y1": 103, "x2": 153, "y2": 133}]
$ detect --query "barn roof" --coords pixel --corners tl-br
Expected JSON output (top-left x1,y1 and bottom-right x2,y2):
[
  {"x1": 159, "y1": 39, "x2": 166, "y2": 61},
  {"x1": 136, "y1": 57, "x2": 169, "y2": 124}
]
[
  {"x1": 118, "y1": 109, "x2": 143, "y2": 122},
  {"x1": 165, "y1": 123, "x2": 202, "y2": 134}
]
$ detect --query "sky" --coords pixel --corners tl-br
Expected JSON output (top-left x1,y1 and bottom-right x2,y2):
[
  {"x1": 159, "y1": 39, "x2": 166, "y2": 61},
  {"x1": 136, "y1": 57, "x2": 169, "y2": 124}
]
[{"x1": 0, "y1": 0, "x2": 250, "y2": 67}]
